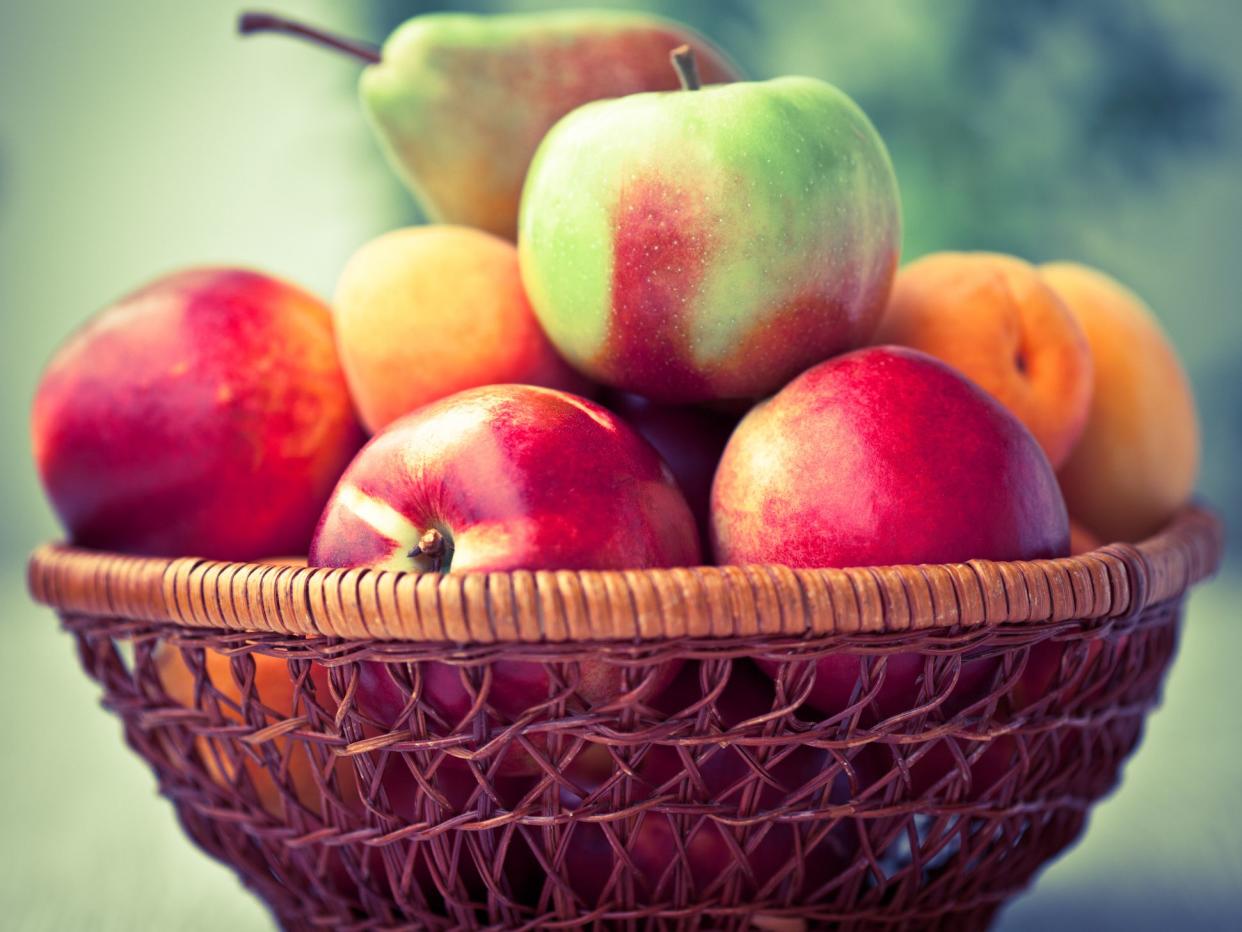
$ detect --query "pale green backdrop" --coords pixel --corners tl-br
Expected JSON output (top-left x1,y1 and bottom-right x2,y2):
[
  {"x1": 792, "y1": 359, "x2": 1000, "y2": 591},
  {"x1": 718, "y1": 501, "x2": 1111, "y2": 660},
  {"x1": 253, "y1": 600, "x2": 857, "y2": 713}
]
[{"x1": 2, "y1": 1, "x2": 1239, "y2": 929}]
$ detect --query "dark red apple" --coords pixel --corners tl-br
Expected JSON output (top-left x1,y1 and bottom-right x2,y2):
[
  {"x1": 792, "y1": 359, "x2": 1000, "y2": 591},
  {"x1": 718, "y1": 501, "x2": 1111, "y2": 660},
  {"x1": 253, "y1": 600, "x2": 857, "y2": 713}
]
[
  {"x1": 311, "y1": 384, "x2": 700, "y2": 773},
  {"x1": 712, "y1": 346, "x2": 1069, "y2": 728},
  {"x1": 31, "y1": 267, "x2": 364, "y2": 560},
  {"x1": 604, "y1": 391, "x2": 737, "y2": 544}
]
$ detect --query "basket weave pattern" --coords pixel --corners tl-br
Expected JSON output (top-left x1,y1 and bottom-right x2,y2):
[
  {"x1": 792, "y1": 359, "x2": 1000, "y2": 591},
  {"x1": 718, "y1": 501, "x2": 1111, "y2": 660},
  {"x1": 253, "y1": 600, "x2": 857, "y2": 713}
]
[{"x1": 28, "y1": 507, "x2": 1221, "y2": 931}]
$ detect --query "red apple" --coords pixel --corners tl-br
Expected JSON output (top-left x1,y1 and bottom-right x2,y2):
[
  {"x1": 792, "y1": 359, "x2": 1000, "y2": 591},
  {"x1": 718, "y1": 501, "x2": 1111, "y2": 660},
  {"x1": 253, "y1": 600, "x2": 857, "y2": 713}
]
[
  {"x1": 311, "y1": 384, "x2": 700, "y2": 773},
  {"x1": 310, "y1": 384, "x2": 699, "y2": 573},
  {"x1": 713, "y1": 346, "x2": 1068, "y2": 729},
  {"x1": 32, "y1": 268, "x2": 364, "y2": 560},
  {"x1": 604, "y1": 391, "x2": 737, "y2": 545}
]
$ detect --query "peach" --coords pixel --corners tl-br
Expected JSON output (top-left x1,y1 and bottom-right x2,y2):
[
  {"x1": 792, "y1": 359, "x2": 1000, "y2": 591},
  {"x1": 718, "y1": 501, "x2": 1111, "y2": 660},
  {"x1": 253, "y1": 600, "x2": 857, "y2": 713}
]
[
  {"x1": 1041, "y1": 263, "x2": 1200, "y2": 542},
  {"x1": 875, "y1": 252, "x2": 1092, "y2": 468},
  {"x1": 154, "y1": 644, "x2": 357, "y2": 819},
  {"x1": 333, "y1": 226, "x2": 587, "y2": 433}
]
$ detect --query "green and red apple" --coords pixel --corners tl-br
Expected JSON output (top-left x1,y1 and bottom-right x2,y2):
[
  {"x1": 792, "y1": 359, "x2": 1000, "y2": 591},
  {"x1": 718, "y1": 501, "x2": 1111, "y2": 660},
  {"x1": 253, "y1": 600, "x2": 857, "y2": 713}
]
[{"x1": 519, "y1": 53, "x2": 901, "y2": 403}]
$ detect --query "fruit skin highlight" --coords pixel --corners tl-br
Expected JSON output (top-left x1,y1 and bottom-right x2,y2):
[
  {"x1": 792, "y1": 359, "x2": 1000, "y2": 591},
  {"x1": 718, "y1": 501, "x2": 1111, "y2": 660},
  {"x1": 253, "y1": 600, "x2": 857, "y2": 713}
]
[
  {"x1": 1041, "y1": 262, "x2": 1200, "y2": 543},
  {"x1": 519, "y1": 73, "x2": 900, "y2": 404},
  {"x1": 333, "y1": 226, "x2": 587, "y2": 433},
  {"x1": 876, "y1": 251, "x2": 1093, "y2": 468},
  {"x1": 31, "y1": 268, "x2": 364, "y2": 560},
  {"x1": 360, "y1": 10, "x2": 740, "y2": 240}
]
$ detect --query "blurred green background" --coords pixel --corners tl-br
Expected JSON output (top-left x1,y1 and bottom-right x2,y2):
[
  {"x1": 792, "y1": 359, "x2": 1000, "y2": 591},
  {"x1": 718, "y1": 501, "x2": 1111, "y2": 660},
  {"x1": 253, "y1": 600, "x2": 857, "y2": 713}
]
[{"x1": 2, "y1": 1, "x2": 1239, "y2": 928}]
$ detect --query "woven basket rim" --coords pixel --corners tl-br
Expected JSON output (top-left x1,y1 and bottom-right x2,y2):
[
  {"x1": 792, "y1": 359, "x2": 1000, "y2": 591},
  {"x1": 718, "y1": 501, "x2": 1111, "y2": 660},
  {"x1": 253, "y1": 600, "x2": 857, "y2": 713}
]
[{"x1": 27, "y1": 505, "x2": 1221, "y2": 645}]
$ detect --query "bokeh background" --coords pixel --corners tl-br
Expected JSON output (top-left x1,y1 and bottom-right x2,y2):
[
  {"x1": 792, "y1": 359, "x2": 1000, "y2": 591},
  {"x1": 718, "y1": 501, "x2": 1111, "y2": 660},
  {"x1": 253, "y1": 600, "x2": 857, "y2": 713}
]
[{"x1": 2, "y1": 0, "x2": 1239, "y2": 928}]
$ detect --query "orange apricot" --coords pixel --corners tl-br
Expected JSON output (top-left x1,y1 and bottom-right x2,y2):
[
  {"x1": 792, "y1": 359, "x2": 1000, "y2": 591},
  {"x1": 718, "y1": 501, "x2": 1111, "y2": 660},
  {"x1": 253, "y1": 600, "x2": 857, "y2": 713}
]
[
  {"x1": 1041, "y1": 263, "x2": 1199, "y2": 542},
  {"x1": 154, "y1": 643, "x2": 356, "y2": 819},
  {"x1": 876, "y1": 252, "x2": 1092, "y2": 468},
  {"x1": 334, "y1": 226, "x2": 588, "y2": 433}
]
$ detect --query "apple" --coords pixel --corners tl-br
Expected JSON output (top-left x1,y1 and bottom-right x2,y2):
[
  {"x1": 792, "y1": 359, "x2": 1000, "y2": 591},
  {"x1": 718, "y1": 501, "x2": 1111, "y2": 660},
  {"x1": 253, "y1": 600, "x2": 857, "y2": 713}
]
[
  {"x1": 310, "y1": 384, "x2": 698, "y2": 573},
  {"x1": 310, "y1": 384, "x2": 700, "y2": 774},
  {"x1": 604, "y1": 391, "x2": 737, "y2": 545},
  {"x1": 32, "y1": 268, "x2": 364, "y2": 560},
  {"x1": 519, "y1": 50, "x2": 900, "y2": 404},
  {"x1": 713, "y1": 346, "x2": 1068, "y2": 730}
]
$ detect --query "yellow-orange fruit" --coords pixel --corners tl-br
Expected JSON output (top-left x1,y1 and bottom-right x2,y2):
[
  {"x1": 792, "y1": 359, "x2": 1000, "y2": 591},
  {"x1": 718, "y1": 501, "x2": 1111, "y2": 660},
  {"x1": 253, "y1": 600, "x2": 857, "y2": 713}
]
[
  {"x1": 1041, "y1": 263, "x2": 1199, "y2": 543},
  {"x1": 876, "y1": 252, "x2": 1093, "y2": 468},
  {"x1": 334, "y1": 226, "x2": 587, "y2": 433},
  {"x1": 154, "y1": 644, "x2": 356, "y2": 818}
]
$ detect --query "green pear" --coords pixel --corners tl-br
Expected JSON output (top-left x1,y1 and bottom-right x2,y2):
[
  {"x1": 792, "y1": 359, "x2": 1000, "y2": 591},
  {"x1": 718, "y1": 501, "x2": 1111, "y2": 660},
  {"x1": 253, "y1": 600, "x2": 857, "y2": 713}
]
[
  {"x1": 240, "y1": 10, "x2": 740, "y2": 240},
  {"x1": 518, "y1": 48, "x2": 902, "y2": 403}
]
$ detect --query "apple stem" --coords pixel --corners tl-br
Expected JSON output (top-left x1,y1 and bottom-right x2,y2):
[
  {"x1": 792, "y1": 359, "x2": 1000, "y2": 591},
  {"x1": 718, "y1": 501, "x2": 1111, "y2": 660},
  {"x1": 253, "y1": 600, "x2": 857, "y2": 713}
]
[
  {"x1": 408, "y1": 528, "x2": 448, "y2": 573},
  {"x1": 670, "y1": 45, "x2": 702, "y2": 91},
  {"x1": 238, "y1": 11, "x2": 381, "y2": 65}
]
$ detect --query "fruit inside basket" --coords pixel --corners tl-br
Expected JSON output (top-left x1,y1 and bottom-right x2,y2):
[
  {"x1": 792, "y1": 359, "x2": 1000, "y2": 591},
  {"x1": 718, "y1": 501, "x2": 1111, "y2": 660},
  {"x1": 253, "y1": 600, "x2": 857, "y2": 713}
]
[{"x1": 26, "y1": 6, "x2": 1218, "y2": 931}]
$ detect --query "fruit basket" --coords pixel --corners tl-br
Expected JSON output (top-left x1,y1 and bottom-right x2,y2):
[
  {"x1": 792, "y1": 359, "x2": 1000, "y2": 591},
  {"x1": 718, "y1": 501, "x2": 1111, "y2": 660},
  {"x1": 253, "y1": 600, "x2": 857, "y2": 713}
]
[{"x1": 27, "y1": 505, "x2": 1220, "y2": 931}]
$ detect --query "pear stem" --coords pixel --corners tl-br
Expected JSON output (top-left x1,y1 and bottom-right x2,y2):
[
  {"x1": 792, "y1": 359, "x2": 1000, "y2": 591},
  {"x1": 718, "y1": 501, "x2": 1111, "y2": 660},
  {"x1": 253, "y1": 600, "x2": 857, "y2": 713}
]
[
  {"x1": 670, "y1": 45, "x2": 702, "y2": 91},
  {"x1": 238, "y1": 11, "x2": 381, "y2": 65}
]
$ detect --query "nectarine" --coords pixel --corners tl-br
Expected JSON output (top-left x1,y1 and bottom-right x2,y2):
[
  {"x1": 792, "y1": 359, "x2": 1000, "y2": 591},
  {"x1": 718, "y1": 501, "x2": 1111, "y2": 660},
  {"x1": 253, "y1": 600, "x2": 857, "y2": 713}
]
[
  {"x1": 713, "y1": 346, "x2": 1068, "y2": 729},
  {"x1": 311, "y1": 385, "x2": 699, "y2": 775},
  {"x1": 712, "y1": 346, "x2": 1069, "y2": 570},
  {"x1": 32, "y1": 268, "x2": 364, "y2": 560}
]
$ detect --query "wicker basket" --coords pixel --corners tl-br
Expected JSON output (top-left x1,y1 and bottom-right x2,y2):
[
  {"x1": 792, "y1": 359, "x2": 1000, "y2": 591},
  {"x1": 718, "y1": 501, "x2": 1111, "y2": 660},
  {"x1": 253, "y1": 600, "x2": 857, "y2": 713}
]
[{"x1": 27, "y1": 505, "x2": 1221, "y2": 931}]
